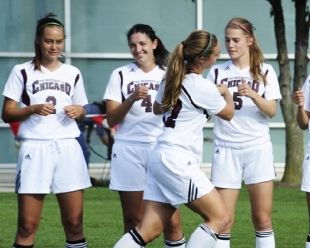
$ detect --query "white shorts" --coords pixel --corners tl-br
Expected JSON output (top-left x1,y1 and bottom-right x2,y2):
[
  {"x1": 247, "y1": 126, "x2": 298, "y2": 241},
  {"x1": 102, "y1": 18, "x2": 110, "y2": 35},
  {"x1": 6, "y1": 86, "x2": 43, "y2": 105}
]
[
  {"x1": 301, "y1": 153, "x2": 310, "y2": 192},
  {"x1": 109, "y1": 142, "x2": 154, "y2": 191},
  {"x1": 15, "y1": 139, "x2": 92, "y2": 194},
  {"x1": 211, "y1": 141, "x2": 276, "y2": 189},
  {"x1": 144, "y1": 147, "x2": 214, "y2": 209}
]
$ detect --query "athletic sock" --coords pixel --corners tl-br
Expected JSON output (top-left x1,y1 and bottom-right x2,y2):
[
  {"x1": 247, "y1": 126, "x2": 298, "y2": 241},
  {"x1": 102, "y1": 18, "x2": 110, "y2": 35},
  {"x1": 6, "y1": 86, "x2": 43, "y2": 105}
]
[
  {"x1": 66, "y1": 238, "x2": 87, "y2": 248},
  {"x1": 13, "y1": 244, "x2": 34, "y2": 248},
  {"x1": 212, "y1": 233, "x2": 231, "y2": 248},
  {"x1": 306, "y1": 233, "x2": 310, "y2": 248},
  {"x1": 255, "y1": 230, "x2": 275, "y2": 248},
  {"x1": 164, "y1": 235, "x2": 186, "y2": 247},
  {"x1": 114, "y1": 229, "x2": 146, "y2": 248},
  {"x1": 186, "y1": 223, "x2": 218, "y2": 248}
]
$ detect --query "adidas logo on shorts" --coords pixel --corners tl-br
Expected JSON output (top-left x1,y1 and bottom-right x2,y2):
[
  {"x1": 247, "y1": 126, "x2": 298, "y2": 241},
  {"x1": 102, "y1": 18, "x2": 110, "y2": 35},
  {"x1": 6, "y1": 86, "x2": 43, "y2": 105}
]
[
  {"x1": 224, "y1": 66, "x2": 230, "y2": 70},
  {"x1": 113, "y1": 153, "x2": 117, "y2": 158},
  {"x1": 215, "y1": 149, "x2": 220, "y2": 154},
  {"x1": 25, "y1": 154, "x2": 31, "y2": 160},
  {"x1": 187, "y1": 161, "x2": 192, "y2": 166},
  {"x1": 306, "y1": 156, "x2": 310, "y2": 160}
]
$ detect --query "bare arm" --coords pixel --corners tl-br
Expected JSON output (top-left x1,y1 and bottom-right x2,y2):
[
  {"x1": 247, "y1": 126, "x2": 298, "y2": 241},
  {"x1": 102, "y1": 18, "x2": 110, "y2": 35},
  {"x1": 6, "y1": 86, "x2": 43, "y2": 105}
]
[
  {"x1": 106, "y1": 86, "x2": 149, "y2": 128},
  {"x1": 292, "y1": 88, "x2": 309, "y2": 130},
  {"x1": 238, "y1": 79, "x2": 277, "y2": 118},
  {"x1": 2, "y1": 97, "x2": 55, "y2": 123},
  {"x1": 153, "y1": 100, "x2": 162, "y2": 115},
  {"x1": 64, "y1": 105, "x2": 86, "y2": 121},
  {"x1": 215, "y1": 84, "x2": 235, "y2": 121}
]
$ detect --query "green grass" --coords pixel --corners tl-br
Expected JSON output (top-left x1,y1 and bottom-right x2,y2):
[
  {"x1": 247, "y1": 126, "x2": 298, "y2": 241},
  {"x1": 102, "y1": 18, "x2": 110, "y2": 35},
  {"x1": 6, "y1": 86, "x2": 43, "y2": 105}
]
[{"x1": 0, "y1": 184, "x2": 308, "y2": 247}]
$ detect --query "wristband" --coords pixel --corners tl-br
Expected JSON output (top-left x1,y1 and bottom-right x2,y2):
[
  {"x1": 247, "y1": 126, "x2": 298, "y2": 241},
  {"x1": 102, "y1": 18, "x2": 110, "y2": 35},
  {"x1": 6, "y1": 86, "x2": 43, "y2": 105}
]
[{"x1": 127, "y1": 95, "x2": 134, "y2": 105}]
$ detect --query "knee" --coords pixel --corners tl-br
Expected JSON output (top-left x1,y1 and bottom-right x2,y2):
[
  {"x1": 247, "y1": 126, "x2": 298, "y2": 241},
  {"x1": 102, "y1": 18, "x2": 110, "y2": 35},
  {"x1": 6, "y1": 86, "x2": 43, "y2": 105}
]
[
  {"x1": 63, "y1": 218, "x2": 83, "y2": 236},
  {"x1": 252, "y1": 214, "x2": 272, "y2": 231},
  {"x1": 17, "y1": 221, "x2": 39, "y2": 238},
  {"x1": 219, "y1": 211, "x2": 230, "y2": 232}
]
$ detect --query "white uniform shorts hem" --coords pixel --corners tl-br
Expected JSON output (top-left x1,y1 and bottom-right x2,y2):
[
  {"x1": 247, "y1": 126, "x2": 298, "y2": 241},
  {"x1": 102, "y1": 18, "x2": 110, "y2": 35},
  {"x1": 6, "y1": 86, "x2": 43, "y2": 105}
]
[
  {"x1": 109, "y1": 142, "x2": 154, "y2": 192},
  {"x1": 212, "y1": 141, "x2": 275, "y2": 189},
  {"x1": 15, "y1": 139, "x2": 92, "y2": 194},
  {"x1": 144, "y1": 148, "x2": 214, "y2": 209}
]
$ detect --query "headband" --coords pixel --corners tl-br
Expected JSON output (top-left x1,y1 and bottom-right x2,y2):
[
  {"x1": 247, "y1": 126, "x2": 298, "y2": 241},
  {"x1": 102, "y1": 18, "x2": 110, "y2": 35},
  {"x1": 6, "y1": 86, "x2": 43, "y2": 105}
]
[
  {"x1": 39, "y1": 22, "x2": 64, "y2": 30},
  {"x1": 198, "y1": 33, "x2": 212, "y2": 57},
  {"x1": 230, "y1": 22, "x2": 251, "y2": 36}
]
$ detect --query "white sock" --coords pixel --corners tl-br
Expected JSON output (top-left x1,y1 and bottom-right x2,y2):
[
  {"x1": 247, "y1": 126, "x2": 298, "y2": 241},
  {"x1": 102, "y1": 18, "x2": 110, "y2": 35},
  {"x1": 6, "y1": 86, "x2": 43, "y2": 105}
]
[
  {"x1": 114, "y1": 231, "x2": 145, "y2": 248},
  {"x1": 164, "y1": 235, "x2": 186, "y2": 247},
  {"x1": 212, "y1": 233, "x2": 231, "y2": 248},
  {"x1": 306, "y1": 233, "x2": 310, "y2": 248},
  {"x1": 255, "y1": 230, "x2": 275, "y2": 248},
  {"x1": 186, "y1": 223, "x2": 217, "y2": 248}
]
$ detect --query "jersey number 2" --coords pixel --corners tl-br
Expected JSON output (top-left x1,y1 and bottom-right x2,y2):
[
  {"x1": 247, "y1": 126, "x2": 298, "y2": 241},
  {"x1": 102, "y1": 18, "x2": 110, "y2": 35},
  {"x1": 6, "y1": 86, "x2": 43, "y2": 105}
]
[{"x1": 46, "y1": 96, "x2": 56, "y2": 114}]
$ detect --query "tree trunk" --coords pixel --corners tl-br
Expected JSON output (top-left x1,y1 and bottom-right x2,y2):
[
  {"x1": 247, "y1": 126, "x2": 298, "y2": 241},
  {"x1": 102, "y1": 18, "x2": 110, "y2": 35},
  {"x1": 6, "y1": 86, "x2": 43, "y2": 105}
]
[{"x1": 267, "y1": 0, "x2": 306, "y2": 183}]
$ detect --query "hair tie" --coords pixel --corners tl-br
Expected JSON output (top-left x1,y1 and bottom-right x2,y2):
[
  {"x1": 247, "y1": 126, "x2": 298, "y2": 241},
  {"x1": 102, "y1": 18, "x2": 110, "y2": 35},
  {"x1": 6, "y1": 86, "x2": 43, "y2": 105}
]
[
  {"x1": 39, "y1": 22, "x2": 64, "y2": 30},
  {"x1": 230, "y1": 22, "x2": 251, "y2": 36},
  {"x1": 198, "y1": 33, "x2": 212, "y2": 57}
]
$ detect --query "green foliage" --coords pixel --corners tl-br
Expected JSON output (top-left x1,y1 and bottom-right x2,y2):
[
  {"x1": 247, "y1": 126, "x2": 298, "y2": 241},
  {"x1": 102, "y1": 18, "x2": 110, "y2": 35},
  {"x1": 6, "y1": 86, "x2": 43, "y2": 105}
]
[{"x1": 0, "y1": 184, "x2": 307, "y2": 247}]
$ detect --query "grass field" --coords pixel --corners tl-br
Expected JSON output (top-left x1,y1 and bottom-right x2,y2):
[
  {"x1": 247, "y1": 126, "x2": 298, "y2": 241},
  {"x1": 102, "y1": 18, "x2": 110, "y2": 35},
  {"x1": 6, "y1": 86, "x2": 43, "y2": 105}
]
[{"x1": 0, "y1": 184, "x2": 308, "y2": 247}]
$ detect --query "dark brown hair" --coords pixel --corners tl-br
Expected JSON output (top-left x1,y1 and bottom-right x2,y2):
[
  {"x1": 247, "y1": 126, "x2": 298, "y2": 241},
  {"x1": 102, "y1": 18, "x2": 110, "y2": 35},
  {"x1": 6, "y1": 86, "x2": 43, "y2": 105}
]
[{"x1": 32, "y1": 12, "x2": 65, "y2": 70}]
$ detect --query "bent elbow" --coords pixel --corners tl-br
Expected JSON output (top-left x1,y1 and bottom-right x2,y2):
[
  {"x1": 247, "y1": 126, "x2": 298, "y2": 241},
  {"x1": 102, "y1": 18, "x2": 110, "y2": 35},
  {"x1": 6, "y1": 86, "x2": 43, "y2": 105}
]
[
  {"x1": 267, "y1": 112, "x2": 276, "y2": 119},
  {"x1": 1, "y1": 113, "x2": 10, "y2": 123},
  {"x1": 153, "y1": 109, "x2": 162, "y2": 115},
  {"x1": 298, "y1": 123, "x2": 308, "y2": 130},
  {"x1": 223, "y1": 112, "x2": 234, "y2": 121}
]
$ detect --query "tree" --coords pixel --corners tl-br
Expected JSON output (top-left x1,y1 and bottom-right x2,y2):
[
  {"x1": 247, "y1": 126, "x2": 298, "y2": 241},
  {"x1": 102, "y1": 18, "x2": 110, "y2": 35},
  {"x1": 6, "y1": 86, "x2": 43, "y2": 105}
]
[{"x1": 266, "y1": 0, "x2": 310, "y2": 184}]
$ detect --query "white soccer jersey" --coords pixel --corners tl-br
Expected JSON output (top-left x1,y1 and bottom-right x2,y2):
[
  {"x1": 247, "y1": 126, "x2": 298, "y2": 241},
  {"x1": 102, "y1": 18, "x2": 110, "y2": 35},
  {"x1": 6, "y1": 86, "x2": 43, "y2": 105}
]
[
  {"x1": 302, "y1": 76, "x2": 310, "y2": 153},
  {"x1": 2, "y1": 61, "x2": 88, "y2": 140},
  {"x1": 155, "y1": 73, "x2": 226, "y2": 155},
  {"x1": 207, "y1": 60, "x2": 282, "y2": 143},
  {"x1": 103, "y1": 63, "x2": 164, "y2": 144}
]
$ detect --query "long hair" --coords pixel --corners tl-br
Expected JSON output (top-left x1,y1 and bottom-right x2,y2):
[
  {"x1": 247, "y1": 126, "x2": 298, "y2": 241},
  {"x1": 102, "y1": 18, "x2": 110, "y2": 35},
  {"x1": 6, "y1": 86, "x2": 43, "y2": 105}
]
[
  {"x1": 161, "y1": 30, "x2": 218, "y2": 112},
  {"x1": 226, "y1": 17, "x2": 267, "y2": 84},
  {"x1": 127, "y1": 24, "x2": 170, "y2": 69},
  {"x1": 32, "y1": 12, "x2": 65, "y2": 70}
]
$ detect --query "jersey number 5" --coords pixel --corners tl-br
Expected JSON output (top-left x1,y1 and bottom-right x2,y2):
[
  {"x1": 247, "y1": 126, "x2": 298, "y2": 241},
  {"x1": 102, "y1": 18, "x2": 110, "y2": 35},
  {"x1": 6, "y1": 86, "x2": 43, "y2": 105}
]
[{"x1": 233, "y1": 92, "x2": 243, "y2": 110}]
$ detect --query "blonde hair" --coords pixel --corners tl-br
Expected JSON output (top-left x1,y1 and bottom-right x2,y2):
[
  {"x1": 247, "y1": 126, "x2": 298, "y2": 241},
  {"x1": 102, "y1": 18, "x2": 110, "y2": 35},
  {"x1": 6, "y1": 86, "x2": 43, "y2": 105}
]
[
  {"x1": 162, "y1": 30, "x2": 217, "y2": 112},
  {"x1": 226, "y1": 17, "x2": 267, "y2": 84}
]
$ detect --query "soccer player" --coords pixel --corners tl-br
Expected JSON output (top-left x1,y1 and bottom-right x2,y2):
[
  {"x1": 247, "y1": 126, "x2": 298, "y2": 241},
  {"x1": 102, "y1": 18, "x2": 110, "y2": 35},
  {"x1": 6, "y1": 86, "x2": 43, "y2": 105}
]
[
  {"x1": 113, "y1": 30, "x2": 234, "y2": 248},
  {"x1": 293, "y1": 84, "x2": 310, "y2": 248},
  {"x1": 1, "y1": 13, "x2": 91, "y2": 248},
  {"x1": 207, "y1": 17, "x2": 282, "y2": 248},
  {"x1": 103, "y1": 24, "x2": 185, "y2": 247}
]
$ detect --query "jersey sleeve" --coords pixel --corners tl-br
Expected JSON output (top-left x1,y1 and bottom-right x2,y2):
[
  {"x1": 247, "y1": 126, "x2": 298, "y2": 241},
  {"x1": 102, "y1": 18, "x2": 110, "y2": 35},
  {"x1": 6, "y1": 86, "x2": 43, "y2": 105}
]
[
  {"x1": 302, "y1": 76, "x2": 310, "y2": 112},
  {"x1": 103, "y1": 69, "x2": 123, "y2": 103},
  {"x1": 264, "y1": 65, "x2": 282, "y2": 101},
  {"x1": 72, "y1": 71, "x2": 88, "y2": 106},
  {"x1": 195, "y1": 79, "x2": 226, "y2": 115},
  {"x1": 2, "y1": 65, "x2": 24, "y2": 102},
  {"x1": 155, "y1": 81, "x2": 165, "y2": 104}
]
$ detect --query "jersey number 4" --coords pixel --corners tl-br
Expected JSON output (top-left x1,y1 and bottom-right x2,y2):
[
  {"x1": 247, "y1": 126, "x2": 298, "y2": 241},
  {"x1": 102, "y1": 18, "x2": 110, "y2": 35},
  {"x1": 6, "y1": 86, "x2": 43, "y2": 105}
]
[{"x1": 141, "y1": 95, "x2": 152, "y2": 112}]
